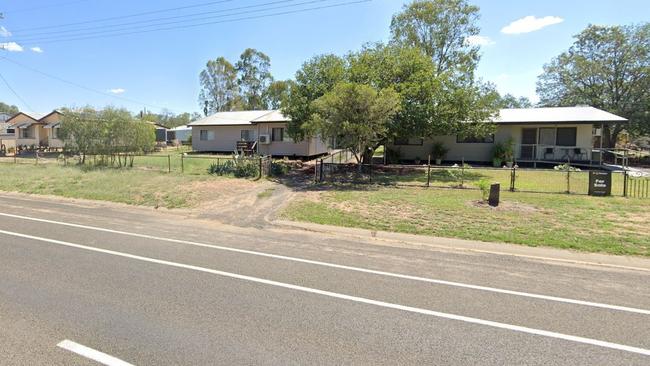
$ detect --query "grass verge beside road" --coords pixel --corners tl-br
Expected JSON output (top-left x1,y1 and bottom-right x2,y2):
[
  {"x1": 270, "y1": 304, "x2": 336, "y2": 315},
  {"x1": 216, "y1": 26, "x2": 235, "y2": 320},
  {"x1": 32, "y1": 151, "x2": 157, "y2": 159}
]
[
  {"x1": 282, "y1": 186, "x2": 650, "y2": 256},
  {"x1": 0, "y1": 164, "x2": 210, "y2": 208}
]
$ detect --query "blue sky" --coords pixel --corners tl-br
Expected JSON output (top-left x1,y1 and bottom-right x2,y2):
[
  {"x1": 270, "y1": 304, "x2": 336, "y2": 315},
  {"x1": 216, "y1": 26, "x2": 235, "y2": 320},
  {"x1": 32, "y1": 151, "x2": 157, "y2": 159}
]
[{"x1": 0, "y1": 0, "x2": 647, "y2": 115}]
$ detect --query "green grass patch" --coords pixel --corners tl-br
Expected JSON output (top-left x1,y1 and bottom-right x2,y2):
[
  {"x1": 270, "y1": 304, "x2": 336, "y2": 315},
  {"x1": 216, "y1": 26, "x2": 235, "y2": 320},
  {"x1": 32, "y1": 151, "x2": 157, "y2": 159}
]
[
  {"x1": 282, "y1": 186, "x2": 650, "y2": 256},
  {"x1": 257, "y1": 188, "x2": 275, "y2": 199},
  {"x1": 0, "y1": 163, "x2": 214, "y2": 208}
]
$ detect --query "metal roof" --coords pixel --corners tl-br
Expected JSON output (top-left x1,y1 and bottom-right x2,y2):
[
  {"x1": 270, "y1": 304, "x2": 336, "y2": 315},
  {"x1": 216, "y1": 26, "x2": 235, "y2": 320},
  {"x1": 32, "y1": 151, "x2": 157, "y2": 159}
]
[
  {"x1": 494, "y1": 107, "x2": 627, "y2": 124},
  {"x1": 189, "y1": 110, "x2": 288, "y2": 126}
]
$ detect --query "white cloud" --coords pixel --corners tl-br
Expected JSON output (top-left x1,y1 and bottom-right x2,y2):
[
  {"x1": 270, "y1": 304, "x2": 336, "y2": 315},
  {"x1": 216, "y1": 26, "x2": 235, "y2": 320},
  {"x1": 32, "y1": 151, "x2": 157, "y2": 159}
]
[
  {"x1": 501, "y1": 16, "x2": 564, "y2": 34},
  {"x1": 0, "y1": 26, "x2": 11, "y2": 37},
  {"x1": 0, "y1": 42, "x2": 24, "y2": 52},
  {"x1": 30, "y1": 47, "x2": 44, "y2": 53},
  {"x1": 465, "y1": 35, "x2": 495, "y2": 47},
  {"x1": 108, "y1": 88, "x2": 126, "y2": 94}
]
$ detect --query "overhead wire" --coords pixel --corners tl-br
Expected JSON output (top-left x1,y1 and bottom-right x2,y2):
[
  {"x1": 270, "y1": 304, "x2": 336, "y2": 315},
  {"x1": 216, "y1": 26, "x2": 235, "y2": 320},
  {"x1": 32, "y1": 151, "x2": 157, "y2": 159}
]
[{"x1": 8, "y1": 0, "x2": 371, "y2": 45}]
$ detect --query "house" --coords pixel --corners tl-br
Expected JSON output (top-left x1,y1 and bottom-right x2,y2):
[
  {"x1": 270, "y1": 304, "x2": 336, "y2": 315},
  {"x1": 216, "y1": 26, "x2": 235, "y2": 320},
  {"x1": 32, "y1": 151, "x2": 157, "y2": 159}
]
[
  {"x1": 167, "y1": 125, "x2": 192, "y2": 144},
  {"x1": 5, "y1": 110, "x2": 64, "y2": 150},
  {"x1": 189, "y1": 110, "x2": 330, "y2": 157},
  {"x1": 387, "y1": 106, "x2": 627, "y2": 166}
]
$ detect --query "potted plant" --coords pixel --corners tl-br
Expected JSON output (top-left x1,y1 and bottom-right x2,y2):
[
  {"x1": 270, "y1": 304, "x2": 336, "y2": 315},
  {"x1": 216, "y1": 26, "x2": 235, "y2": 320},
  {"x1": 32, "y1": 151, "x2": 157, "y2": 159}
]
[
  {"x1": 503, "y1": 138, "x2": 515, "y2": 167},
  {"x1": 431, "y1": 141, "x2": 448, "y2": 165}
]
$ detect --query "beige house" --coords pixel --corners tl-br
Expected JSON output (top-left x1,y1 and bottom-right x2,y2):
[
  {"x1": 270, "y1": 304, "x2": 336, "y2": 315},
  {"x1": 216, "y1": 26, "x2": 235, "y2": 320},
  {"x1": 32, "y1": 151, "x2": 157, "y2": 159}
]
[
  {"x1": 5, "y1": 110, "x2": 64, "y2": 149},
  {"x1": 190, "y1": 110, "x2": 330, "y2": 157},
  {"x1": 387, "y1": 106, "x2": 627, "y2": 165}
]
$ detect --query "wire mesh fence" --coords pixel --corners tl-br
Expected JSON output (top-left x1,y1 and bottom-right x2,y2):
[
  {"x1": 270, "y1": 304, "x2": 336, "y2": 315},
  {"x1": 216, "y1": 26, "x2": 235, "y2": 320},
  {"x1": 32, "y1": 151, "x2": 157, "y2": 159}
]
[{"x1": 314, "y1": 158, "x2": 637, "y2": 197}]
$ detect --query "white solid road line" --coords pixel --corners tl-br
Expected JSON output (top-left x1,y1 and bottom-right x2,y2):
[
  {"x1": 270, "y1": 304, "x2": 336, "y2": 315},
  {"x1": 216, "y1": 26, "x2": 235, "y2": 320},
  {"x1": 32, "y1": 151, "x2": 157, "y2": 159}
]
[
  {"x1": 3, "y1": 229, "x2": 650, "y2": 357},
  {"x1": 0, "y1": 212, "x2": 648, "y2": 316},
  {"x1": 57, "y1": 339, "x2": 133, "y2": 366}
]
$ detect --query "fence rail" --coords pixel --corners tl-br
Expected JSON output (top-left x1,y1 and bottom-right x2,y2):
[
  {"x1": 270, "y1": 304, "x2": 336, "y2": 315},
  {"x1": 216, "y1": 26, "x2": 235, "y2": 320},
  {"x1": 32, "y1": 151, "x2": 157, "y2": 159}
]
[
  {"x1": 0, "y1": 152, "x2": 274, "y2": 179},
  {"x1": 314, "y1": 157, "x2": 645, "y2": 198}
]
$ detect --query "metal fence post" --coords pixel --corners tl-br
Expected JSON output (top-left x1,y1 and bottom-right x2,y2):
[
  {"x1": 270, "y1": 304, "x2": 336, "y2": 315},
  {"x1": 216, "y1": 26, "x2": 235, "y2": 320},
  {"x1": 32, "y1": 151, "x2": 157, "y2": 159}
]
[
  {"x1": 258, "y1": 157, "x2": 263, "y2": 179},
  {"x1": 623, "y1": 170, "x2": 628, "y2": 197},
  {"x1": 460, "y1": 158, "x2": 465, "y2": 187},
  {"x1": 181, "y1": 154, "x2": 184, "y2": 173},
  {"x1": 510, "y1": 166, "x2": 516, "y2": 192},
  {"x1": 319, "y1": 158, "x2": 324, "y2": 182},
  {"x1": 426, "y1": 155, "x2": 431, "y2": 188},
  {"x1": 566, "y1": 157, "x2": 571, "y2": 194},
  {"x1": 167, "y1": 155, "x2": 171, "y2": 173}
]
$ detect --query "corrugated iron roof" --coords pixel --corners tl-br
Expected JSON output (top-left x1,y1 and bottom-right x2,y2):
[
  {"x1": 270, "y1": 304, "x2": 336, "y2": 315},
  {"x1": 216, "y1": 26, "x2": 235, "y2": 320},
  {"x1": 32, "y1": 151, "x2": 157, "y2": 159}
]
[
  {"x1": 189, "y1": 110, "x2": 288, "y2": 126},
  {"x1": 495, "y1": 107, "x2": 627, "y2": 124}
]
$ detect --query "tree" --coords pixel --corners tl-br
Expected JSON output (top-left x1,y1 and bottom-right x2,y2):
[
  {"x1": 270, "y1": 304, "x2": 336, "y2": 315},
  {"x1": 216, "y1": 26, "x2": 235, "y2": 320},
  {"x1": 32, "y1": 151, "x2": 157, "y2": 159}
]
[
  {"x1": 347, "y1": 43, "x2": 499, "y2": 140},
  {"x1": 311, "y1": 83, "x2": 401, "y2": 170},
  {"x1": 236, "y1": 48, "x2": 273, "y2": 110},
  {"x1": 265, "y1": 80, "x2": 292, "y2": 109},
  {"x1": 390, "y1": 0, "x2": 480, "y2": 77},
  {"x1": 537, "y1": 23, "x2": 650, "y2": 146},
  {"x1": 498, "y1": 93, "x2": 533, "y2": 108},
  {"x1": 199, "y1": 57, "x2": 240, "y2": 115},
  {"x1": 0, "y1": 102, "x2": 19, "y2": 115},
  {"x1": 282, "y1": 54, "x2": 347, "y2": 140}
]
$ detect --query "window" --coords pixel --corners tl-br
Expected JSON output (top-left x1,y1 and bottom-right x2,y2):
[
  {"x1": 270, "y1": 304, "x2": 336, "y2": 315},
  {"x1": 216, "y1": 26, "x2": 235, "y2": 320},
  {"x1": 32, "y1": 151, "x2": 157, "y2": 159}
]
[
  {"x1": 52, "y1": 127, "x2": 59, "y2": 139},
  {"x1": 538, "y1": 128, "x2": 556, "y2": 146},
  {"x1": 20, "y1": 129, "x2": 30, "y2": 139},
  {"x1": 556, "y1": 127, "x2": 577, "y2": 146},
  {"x1": 6, "y1": 128, "x2": 15, "y2": 134},
  {"x1": 272, "y1": 127, "x2": 284, "y2": 142},
  {"x1": 240, "y1": 129, "x2": 254, "y2": 141},
  {"x1": 199, "y1": 130, "x2": 215, "y2": 141},
  {"x1": 456, "y1": 134, "x2": 494, "y2": 143},
  {"x1": 394, "y1": 137, "x2": 423, "y2": 146}
]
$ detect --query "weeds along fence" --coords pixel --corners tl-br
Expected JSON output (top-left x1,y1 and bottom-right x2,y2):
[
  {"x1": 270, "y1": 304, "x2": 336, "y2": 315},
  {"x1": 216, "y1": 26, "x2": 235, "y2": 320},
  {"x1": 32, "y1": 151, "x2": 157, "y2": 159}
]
[
  {"x1": 0, "y1": 152, "x2": 273, "y2": 178},
  {"x1": 314, "y1": 159, "x2": 645, "y2": 198}
]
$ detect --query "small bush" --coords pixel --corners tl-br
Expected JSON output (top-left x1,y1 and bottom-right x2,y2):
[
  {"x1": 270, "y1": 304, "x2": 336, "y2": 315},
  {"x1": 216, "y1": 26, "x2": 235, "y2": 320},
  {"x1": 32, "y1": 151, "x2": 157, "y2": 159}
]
[
  {"x1": 476, "y1": 178, "x2": 491, "y2": 201},
  {"x1": 270, "y1": 161, "x2": 291, "y2": 176},
  {"x1": 233, "y1": 160, "x2": 259, "y2": 178},
  {"x1": 208, "y1": 160, "x2": 235, "y2": 176},
  {"x1": 554, "y1": 163, "x2": 581, "y2": 172},
  {"x1": 385, "y1": 147, "x2": 401, "y2": 164}
]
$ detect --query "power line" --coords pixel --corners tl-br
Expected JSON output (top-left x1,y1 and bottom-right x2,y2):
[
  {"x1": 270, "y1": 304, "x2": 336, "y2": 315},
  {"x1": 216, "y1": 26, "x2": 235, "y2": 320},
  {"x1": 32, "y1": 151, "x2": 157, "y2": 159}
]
[
  {"x1": 9, "y1": 0, "x2": 371, "y2": 45},
  {"x1": 11, "y1": 0, "x2": 314, "y2": 42},
  {"x1": 0, "y1": 56, "x2": 178, "y2": 113},
  {"x1": 9, "y1": 0, "x2": 236, "y2": 33},
  {"x1": 0, "y1": 71, "x2": 35, "y2": 113},
  {"x1": 2, "y1": 0, "x2": 95, "y2": 15}
]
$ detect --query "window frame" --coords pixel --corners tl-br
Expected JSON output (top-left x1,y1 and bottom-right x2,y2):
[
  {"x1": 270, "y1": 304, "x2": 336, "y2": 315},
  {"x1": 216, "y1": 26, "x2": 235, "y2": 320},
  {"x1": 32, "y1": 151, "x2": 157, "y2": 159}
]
[
  {"x1": 240, "y1": 129, "x2": 254, "y2": 141},
  {"x1": 555, "y1": 127, "x2": 577, "y2": 147},
  {"x1": 271, "y1": 127, "x2": 284, "y2": 142},
  {"x1": 456, "y1": 134, "x2": 495, "y2": 144},
  {"x1": 393, "y1": 137, "x2": 424, "y2": 146},
  {"x1": 199, "y1": 129, "x2": 215, "y2": 141}
]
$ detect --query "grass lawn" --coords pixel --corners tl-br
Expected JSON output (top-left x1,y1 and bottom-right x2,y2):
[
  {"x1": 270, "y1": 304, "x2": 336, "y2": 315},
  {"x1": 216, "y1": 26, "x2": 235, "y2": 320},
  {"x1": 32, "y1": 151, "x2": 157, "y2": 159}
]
[
  {"x1": 0, "y1": 163, "x2": 215, "y2": 208},
  {"x1": 282, "y1": 186, "x2": 650, "y2": 256},
  {"x1": 369, "y1": 166, "x2": 627, "y2": 196}
]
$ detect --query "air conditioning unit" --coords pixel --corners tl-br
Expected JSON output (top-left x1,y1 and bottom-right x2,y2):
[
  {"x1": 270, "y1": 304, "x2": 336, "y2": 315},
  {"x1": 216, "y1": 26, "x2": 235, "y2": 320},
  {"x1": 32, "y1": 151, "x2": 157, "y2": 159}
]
[{"x1": 259, "y1": 134, "x2": 271, "y2": 144}]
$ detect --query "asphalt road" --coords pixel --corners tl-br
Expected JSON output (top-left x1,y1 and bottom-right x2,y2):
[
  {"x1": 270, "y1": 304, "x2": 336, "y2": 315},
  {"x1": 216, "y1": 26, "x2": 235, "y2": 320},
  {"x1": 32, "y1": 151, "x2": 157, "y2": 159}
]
[{"x1": 0, "y1": 194, "x2": 649, "y2": 365}]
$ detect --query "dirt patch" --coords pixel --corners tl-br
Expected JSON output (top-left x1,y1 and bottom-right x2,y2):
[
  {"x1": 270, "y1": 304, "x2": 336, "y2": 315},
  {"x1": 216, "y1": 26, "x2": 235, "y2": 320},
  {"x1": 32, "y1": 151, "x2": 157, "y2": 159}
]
[{"x1": 467, "y1": 200, "x2": 542, "y2": 213}]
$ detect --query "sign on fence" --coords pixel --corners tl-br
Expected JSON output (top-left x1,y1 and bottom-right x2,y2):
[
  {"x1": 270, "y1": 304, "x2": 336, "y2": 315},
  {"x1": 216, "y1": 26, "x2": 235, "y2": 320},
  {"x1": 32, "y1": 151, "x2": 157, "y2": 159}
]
[{"x1": 588, "y1": 171, "x2": 611, "y2": 196}]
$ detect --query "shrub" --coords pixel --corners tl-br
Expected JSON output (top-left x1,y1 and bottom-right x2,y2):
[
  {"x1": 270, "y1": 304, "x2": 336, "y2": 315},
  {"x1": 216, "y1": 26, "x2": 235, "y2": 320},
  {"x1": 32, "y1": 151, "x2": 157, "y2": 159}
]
[
  {"x1": 431, "y1": 142, "x2": 448, "y2": 160},
  {"x1": 208, "y1": 160, "x2": 235, "y2": 175},
  {"x1": 270, "y1": 161, "x2": 291, "y2": 176},
  {"x1": 233, "y1": 160, "x2": 259, "y2": 178},
  {"x1": 385, "y1": 147, "x2": 401, "y2": 164},
  {"x1": 476, "y1": 178, "x2": 491, "y2": 201},
  {"x1": 554, "y1": 163, "x2": 581, "y2": 172}
]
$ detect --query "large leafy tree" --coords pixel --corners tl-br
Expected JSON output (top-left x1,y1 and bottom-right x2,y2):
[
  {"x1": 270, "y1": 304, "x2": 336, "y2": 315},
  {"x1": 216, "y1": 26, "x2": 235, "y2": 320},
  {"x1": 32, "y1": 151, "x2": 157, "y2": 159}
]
[
  {"x1": 498, "y1": 93, "x2": 533, "y2": 109},
  {"x1": 198, "y1": 57, "x2": 241, "y2": 115},
  {"x1": 0, "y1": 102, "x2": 19, "y2": 115},
  {"x1": 348, "y1": 43, "x2": 498, "y2": 140},
  {"x1": 537, "y1": 24, "x2": 650, "y2": 146},
  {"x1": 311, "y1": 83, "x2": 401, "y2": 169},
  {"x1": 236, "y1": 48, "x2": 273, "y2": 110},
  {"x1": 390, "y1": 0, "x2": 480, "y2": 77},
  {"x1": 265, "y1": 80, "x2": 293, "y2": 109},
  {"x1": 283, "y1": 54, "x2": 347, "y2": 140}
]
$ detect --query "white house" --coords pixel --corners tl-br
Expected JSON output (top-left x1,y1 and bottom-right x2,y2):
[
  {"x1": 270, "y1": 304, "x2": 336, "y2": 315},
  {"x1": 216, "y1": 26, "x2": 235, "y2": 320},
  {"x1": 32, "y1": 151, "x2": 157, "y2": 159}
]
[
  {"x1": 189, "y1": 110, "x2": 330, "y2": 157},
  {"x1": 387, "y1": 106, "x2": 627, "y2": 165}
]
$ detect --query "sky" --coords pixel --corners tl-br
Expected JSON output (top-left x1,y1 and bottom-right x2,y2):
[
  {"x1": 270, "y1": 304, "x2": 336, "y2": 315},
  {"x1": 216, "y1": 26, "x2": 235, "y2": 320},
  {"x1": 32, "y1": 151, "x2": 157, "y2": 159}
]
[{"x1": 0, "y1": 0, "x2": 647, "y2": 116}]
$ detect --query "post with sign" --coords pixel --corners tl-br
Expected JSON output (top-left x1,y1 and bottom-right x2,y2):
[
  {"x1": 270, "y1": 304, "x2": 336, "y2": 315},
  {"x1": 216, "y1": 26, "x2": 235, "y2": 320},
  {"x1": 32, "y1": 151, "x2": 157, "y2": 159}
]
[{"x1": 588, "y1": 171, "x2": 612, "y2": 196}]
